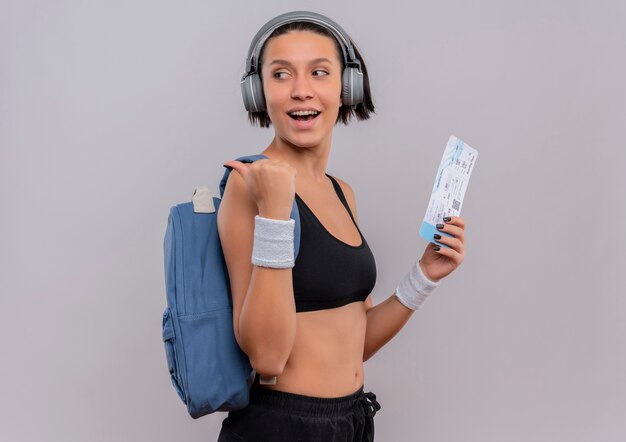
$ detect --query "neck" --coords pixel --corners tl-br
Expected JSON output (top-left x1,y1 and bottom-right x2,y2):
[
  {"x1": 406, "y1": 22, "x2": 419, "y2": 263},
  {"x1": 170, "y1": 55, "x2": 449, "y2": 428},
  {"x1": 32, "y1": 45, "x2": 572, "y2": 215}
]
[{"x1": 262, "y1": 136, "x2": 332, "y2": 183}]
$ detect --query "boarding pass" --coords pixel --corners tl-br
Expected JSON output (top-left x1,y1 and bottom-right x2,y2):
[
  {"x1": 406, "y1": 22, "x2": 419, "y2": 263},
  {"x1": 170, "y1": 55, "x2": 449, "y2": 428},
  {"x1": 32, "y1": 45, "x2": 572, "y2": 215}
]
[{"x1": 419, "y1": 135, "x2": 478, "y2": 247}]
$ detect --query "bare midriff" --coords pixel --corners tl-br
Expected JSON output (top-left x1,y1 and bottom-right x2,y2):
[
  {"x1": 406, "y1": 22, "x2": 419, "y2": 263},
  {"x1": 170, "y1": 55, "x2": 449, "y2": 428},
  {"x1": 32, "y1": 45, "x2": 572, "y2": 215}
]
[{"x1": 256, "y1": 300, "x2": 368, "y2": 398}]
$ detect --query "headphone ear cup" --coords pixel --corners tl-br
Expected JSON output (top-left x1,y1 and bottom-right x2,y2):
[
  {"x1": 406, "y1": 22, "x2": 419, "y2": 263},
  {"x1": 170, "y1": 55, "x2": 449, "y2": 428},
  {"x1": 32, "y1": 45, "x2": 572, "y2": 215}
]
[
  {"x1": 341, "y1": 67, "x2": 364, "y2": 106},
  {"x1": 241, "y1": 73, "x2": 266, "y2": 112}
]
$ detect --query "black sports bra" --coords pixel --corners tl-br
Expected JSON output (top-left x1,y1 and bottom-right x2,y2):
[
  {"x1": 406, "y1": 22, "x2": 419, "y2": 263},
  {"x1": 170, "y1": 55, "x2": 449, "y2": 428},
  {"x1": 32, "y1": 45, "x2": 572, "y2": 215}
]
[{"x1": 292, "y1": 174, "x2": 377, "y2": 313}]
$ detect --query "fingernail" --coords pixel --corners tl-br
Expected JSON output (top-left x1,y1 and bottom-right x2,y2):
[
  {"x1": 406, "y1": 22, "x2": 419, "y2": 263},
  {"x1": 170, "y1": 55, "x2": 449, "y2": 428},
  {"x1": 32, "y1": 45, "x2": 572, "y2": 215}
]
[
  {"x1": 433, "y1": 245, "x2": 441, "y2": 251},
  {"x1": 443, "y1": 216, "x2": 451, "y2": 222},
  {"x1": 223, "y1": 164, "x2": 233, "y2": 170},
  {"x1": 433, "y1": 234, "x2": 441, "y2": 240},
  {"x1": 436, "y1": 223, "x2": 444, "y2": 229}
]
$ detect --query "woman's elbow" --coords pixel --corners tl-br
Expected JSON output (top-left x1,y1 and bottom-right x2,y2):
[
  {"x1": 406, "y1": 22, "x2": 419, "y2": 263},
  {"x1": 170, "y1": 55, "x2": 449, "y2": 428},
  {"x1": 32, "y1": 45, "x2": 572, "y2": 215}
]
[
  {"x1": 362, "y1": 352, "x2": 371, "y2": 363},
  {"x1": 249, "y1": 354, "x2": 288, "y2": 377},
  {"x1": 237, "y1": 319, "x2": 296, "y2": 376}
]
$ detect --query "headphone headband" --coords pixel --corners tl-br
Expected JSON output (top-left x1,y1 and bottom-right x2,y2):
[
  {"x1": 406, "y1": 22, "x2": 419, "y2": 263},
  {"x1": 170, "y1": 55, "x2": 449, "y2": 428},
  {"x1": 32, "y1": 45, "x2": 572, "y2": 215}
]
[{"x1": 243, "y1": 11, "x2": 360, "y2": 79}]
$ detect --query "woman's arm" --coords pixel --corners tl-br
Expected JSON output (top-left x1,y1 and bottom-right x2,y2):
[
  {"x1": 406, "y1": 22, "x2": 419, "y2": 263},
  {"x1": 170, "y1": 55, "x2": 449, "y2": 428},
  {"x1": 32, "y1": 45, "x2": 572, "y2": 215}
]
[
  {"x1": 362, "y1": 293, "x2": 414, "y2": 361},
  {"x1": 330, "y1": 179, "x2": 411, "y2": 361},
  {"x1": 217, "y1": 163, "x2": 297, "y2": 376},
  {"x1": 363, "y1": 215, "x2": 466, "y2": 360},
  {"x1": 335, "y1": 178, "x2": 466, "y2": 362}
]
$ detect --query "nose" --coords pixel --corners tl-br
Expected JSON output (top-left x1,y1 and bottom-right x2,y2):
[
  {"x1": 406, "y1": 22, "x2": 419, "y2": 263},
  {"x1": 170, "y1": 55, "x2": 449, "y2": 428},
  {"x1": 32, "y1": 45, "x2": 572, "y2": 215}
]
[{"x1": 290, "y1": 74, "x2": 314, "y2": 100}]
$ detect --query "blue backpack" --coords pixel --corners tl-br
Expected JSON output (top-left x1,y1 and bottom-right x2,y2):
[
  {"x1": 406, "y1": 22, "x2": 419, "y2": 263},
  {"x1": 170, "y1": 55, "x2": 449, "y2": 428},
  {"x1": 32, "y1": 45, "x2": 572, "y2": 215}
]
[{"x1": 161, "y1": 154, "x2": 301, "y2": 418}]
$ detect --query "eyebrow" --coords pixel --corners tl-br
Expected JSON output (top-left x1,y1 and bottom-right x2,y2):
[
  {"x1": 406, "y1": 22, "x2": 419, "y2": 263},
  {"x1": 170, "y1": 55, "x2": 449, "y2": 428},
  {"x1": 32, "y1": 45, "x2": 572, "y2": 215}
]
[{"x1": 267, "y1": 58, "x2": 335, "y2": 67}]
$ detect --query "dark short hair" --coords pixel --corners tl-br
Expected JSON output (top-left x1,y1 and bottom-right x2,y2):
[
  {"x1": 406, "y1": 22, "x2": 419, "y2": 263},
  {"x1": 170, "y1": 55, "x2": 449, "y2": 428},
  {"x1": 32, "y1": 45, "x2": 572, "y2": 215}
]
[{"x1": 248, "y1": 21, "x2": 375, "y2": 128}]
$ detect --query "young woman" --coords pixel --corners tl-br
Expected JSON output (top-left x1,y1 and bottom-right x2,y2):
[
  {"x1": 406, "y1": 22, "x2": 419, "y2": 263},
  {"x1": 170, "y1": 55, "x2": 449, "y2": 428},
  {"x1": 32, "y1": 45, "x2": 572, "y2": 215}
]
[{"x1": 217, "y1": 11, "x2": 466, "y2": 442}]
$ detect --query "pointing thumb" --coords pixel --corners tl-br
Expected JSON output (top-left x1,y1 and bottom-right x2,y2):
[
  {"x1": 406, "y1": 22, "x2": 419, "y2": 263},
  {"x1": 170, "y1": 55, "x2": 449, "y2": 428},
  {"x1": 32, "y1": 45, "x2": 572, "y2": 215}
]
[{"x1": 223, "y1": 160, "x2": 248, "y2": 178}]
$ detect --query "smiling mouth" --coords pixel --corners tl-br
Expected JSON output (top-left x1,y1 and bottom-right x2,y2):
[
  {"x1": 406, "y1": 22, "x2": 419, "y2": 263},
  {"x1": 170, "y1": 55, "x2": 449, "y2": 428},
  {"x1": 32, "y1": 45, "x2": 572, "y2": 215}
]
[{"x1": 288, "y1": 110, "x2": 320, "y2": 122}]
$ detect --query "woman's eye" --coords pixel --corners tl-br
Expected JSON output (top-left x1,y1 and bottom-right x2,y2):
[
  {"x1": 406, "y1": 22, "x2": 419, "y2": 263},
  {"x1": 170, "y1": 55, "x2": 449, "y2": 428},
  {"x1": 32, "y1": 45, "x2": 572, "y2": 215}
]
[
  {"x1": 273, "y1": 71, "x2": 289, "y2": 79},
  {"x1": 313, "y1": 70, "x2": 329, "y2": 77}
]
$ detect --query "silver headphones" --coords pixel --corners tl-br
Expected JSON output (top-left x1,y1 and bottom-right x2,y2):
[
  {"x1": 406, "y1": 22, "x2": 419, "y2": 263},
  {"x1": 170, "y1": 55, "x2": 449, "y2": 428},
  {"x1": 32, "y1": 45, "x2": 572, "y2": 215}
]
[{"x1": 240, "y1": 11, "x2": 364, "y2": 112}]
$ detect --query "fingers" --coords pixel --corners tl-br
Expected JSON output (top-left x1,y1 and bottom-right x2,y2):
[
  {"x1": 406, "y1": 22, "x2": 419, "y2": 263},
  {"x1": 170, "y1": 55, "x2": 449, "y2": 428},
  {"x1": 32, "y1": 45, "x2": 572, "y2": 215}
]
[
  {"x1": 444, "y1": 216, "x2": 466, "y2": 229},
  {"x1": 434, "y1": 233, "x2": 464, "y2": 255},
  {"x1": 434, "y1": 216, "x2": 466, "y2": 258},
  {"x1": 432, "y1": 240, "x2": 465, "y2": 266},
  {"x1": 226, "y1": 158, "x2": 298, "y2": 183},
  {"x1": 223, "y1": 160, "x2": 254, "y2": 179},
  {"x1": 223, "y1": 159, "x2": 297, "y2": 218},
  {"x1": 436, "y1": 217, "x2": 466, "y2": 241}
]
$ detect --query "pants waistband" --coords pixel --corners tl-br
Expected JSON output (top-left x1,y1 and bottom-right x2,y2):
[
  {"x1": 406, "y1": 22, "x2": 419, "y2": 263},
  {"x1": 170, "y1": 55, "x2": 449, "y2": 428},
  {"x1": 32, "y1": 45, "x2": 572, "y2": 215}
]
[{"x1": 249, "y1": 385, "x2": 377, "y2": 419}]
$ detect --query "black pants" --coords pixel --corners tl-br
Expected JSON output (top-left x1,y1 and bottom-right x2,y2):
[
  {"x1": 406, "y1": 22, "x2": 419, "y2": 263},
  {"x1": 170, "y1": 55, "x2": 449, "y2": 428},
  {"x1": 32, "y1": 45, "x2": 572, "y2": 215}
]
[{"x1": 217, "y1": 385, "x2": 381, "y2": 442}]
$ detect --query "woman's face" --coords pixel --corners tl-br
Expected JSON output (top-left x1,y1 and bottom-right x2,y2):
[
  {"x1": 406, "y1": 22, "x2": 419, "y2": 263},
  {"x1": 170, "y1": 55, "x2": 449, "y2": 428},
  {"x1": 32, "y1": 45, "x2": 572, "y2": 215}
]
[{"x1": 260, "y1": 30, "x2": 343, "y2": 150}]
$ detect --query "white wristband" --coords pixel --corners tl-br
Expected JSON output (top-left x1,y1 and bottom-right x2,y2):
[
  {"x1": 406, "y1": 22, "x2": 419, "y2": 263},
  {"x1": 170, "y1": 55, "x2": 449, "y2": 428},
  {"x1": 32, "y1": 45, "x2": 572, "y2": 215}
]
[
  {"x1": 394, "y1": 259, "x2": 440, "y2": 310},
  {"x1": 251, "y1": 215, "x2": 295, "y2": 269}
]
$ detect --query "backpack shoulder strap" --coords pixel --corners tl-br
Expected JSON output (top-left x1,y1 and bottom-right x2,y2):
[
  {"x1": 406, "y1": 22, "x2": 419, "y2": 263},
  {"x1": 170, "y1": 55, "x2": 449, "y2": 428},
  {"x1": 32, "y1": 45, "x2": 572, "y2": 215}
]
[{"x1": 218, "y1": 154, "x2": 301, "y2": 258}]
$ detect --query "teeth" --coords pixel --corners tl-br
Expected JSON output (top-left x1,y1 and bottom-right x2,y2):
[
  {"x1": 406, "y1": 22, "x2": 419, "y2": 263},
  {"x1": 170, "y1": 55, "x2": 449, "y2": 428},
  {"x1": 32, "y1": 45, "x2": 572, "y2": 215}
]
[{"x1": 289, "y1": 110, "x2": 319, "y2": 116}]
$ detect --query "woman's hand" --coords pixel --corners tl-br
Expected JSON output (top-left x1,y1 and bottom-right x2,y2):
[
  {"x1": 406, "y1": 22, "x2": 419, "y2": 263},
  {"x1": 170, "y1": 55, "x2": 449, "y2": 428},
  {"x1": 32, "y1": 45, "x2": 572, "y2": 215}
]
[
  {"x1": 419, "y1": 216, "x2": 466, "y2": 282},
  {"x1": 223, "y1": 159, "x2": 297, "y2": 220}
]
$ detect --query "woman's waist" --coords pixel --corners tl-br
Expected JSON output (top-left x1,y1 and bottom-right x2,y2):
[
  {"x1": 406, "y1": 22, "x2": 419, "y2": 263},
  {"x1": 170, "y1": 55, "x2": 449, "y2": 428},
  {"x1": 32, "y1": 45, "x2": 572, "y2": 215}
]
[
  {"x1": 255, "y1": 303, "x2": 367, "y2": 396},
  {"x1": 254, "y1": 358, "x2": 365, "y2": 398}
]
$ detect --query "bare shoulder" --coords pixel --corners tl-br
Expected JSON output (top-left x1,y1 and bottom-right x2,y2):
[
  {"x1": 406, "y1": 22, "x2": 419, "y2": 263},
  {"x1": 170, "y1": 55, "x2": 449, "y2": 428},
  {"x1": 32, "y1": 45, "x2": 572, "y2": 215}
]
[
  {"x1": 218, "y1": 169, "x2": 257, "y2": 227},
  {"x1": 217, "y1": 169, "x2": 257, "y2": 344},
  {"x1": 218, "y1": 169, "x2": 257, "y2": 261},
  {"x1": 217, "y1": 169, "x2": 257, "y2": 259},
  {"x1": 331, "y1": 175, "x2": 359, "y2": 224}
]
